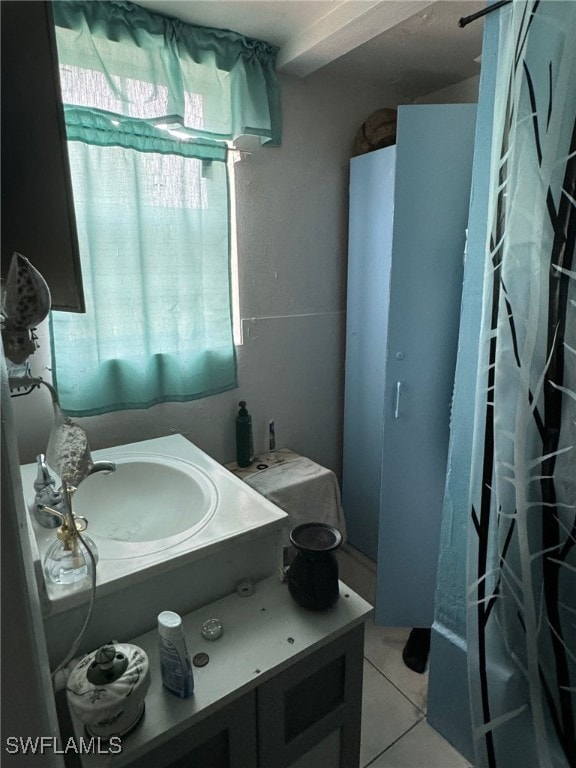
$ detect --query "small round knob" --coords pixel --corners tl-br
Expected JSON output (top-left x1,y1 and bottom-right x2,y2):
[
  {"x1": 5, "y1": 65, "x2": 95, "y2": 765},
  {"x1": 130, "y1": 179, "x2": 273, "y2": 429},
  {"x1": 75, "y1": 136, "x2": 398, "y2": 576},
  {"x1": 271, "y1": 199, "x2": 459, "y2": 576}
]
[{"x1": 95, "y1": 645, "x2": 116, "y2": 667}]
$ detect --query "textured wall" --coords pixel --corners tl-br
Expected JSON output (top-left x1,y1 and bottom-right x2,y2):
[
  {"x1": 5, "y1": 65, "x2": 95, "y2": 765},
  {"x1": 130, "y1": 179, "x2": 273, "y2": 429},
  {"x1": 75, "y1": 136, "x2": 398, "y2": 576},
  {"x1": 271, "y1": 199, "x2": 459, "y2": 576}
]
[{"x1": 12, "y1": 69, "x2": 388, "y2": 477}]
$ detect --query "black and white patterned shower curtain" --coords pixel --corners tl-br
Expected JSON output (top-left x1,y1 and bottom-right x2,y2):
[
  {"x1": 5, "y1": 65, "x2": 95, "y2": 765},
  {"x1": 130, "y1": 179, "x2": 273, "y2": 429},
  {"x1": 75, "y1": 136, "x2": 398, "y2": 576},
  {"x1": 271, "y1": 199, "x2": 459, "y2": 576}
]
[{"x1": 467, "y1": 2, "x2": 576, "y2": 767}]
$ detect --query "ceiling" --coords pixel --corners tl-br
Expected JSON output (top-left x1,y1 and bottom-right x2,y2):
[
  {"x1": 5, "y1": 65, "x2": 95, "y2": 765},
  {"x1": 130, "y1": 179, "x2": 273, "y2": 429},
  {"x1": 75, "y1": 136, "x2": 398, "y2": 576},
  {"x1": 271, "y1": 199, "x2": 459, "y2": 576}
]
[{"x1": 135, "y1": 0, "x2": 484, "y2": 102}]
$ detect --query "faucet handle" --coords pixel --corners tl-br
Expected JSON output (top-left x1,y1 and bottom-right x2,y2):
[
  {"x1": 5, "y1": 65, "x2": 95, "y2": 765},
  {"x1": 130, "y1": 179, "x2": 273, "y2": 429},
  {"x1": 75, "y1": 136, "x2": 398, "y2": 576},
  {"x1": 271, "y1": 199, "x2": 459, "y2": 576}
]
[
  {"x1": 34, "y1": 453, "x2": 56, "y2": 491},
  {"x1": 31, "y1": 455, "x2": 67, "y2": 528}
]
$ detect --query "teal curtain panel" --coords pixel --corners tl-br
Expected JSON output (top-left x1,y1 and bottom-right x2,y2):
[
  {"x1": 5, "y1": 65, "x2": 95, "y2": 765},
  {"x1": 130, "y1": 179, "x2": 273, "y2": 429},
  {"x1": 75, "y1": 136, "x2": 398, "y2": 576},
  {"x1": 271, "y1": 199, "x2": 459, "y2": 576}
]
[
  {"x1": 50, "y1": 1, "x2": 281, "y2": 415},
  {"x1": 53, "y1": 0, "x2": 281, "y2": 146}
]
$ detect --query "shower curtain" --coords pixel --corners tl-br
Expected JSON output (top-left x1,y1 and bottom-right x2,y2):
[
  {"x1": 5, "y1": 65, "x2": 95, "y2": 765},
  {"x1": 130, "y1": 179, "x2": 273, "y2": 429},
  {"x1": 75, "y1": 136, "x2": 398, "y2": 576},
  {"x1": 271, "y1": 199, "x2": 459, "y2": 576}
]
[{"x1": 467, "y1": 2, "x2": 576, "y2": 768}]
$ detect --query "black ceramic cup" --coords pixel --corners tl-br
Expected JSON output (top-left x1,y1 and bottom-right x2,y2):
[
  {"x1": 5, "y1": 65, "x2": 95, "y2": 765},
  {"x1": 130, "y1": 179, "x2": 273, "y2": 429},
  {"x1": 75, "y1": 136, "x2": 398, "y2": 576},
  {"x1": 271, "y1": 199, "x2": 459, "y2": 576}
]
[{"x1": 287, "y1": 523, "x2": 342, "y2": 610}]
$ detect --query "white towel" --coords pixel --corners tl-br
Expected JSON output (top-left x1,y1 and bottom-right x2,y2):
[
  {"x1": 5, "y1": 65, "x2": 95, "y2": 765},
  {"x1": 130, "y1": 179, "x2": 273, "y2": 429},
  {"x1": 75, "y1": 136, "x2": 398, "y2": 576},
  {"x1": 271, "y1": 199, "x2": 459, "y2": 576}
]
[{"x1": 243, "y1": 451, "x2": 347, "y2": 546}]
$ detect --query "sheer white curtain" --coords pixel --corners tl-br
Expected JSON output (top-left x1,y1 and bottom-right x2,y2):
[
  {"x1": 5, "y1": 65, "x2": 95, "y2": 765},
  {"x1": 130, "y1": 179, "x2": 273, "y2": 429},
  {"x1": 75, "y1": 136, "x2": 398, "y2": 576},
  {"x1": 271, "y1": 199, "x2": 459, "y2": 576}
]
[{"x1": 467, "y1": 2, "x2": 576, "y2": 767}]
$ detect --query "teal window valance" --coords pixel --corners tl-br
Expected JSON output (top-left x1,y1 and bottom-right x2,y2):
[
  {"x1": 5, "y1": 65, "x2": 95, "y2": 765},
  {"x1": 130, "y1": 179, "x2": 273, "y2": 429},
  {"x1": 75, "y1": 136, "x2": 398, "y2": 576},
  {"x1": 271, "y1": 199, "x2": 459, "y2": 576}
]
[
  {"x1": 50, "y1": 1, "x2": 281, "y2": 416},
  {"x1": 53, "y1": 0, "x2": 281, "y2": 146}
]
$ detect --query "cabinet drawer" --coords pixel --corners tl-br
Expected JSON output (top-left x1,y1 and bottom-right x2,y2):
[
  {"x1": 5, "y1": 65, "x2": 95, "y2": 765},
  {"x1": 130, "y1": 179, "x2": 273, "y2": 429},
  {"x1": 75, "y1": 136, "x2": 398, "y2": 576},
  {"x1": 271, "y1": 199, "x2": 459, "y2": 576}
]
[
  {"x1": 127, "y1": 692, "x2": 257, "y2": 768},
  {"x1": 257, "y1": 624, "x2": 364, "y2": 768}
]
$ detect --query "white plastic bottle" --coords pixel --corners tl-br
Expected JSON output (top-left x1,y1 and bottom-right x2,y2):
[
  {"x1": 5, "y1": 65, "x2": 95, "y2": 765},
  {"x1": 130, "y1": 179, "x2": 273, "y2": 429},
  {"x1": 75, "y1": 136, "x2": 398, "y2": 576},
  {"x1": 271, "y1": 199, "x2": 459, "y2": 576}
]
[{"x1": 158, "y1": 611, "x2": 194, "y2": 698}]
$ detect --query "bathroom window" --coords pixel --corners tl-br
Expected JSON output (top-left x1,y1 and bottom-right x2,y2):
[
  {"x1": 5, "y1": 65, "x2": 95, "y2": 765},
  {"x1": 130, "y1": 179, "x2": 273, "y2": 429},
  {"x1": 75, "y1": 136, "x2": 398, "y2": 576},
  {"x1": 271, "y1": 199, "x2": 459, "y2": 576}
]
[{"x1": 49, "y1": 0, "x2": 280, "y2": 416}]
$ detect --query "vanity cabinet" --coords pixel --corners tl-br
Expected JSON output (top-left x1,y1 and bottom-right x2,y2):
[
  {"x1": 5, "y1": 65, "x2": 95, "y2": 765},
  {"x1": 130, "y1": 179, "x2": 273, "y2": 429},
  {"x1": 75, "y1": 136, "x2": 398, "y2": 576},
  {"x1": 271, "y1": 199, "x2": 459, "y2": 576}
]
[
  {"x1": 124, "y1": 626, "x2": 363, "y2": 768},
  {"x1": 1, "y1": 0, "x2": 84, "y2": 312},
  {"x1": 126, "y1": 693, "x2": 258, "y2": 768},
  {"x1": 62, "y1": 577, "x2": 371, "y2": 768}
]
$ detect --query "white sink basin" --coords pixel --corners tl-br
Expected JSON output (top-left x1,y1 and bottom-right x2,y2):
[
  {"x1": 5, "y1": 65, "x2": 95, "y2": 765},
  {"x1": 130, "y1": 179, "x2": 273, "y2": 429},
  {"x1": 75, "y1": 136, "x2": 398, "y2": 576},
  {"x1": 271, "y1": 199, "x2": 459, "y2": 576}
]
[
  {"x1": 21, "y1": 434, "x2": 288, "y2": 619},
  {"x1": 73, "y1": 452, "x2": 218, "y2": 559}
]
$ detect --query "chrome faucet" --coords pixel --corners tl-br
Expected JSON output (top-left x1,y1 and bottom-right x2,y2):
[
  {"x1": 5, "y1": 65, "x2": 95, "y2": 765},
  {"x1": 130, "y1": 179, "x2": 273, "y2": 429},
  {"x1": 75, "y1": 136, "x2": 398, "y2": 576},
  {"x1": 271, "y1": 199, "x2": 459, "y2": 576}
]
[
  {"x1": 31, "y1": 454, "x2": 65, "y2": 528},
  {"x1": 87, "y1": 461, "x2": 117, "y2": 475},
  {"x1": 16, "y1": 376, "x2": 117, "y2": 521},
  {"x1": 31, "y1": 456, "x2": 116, "y2": 527}
]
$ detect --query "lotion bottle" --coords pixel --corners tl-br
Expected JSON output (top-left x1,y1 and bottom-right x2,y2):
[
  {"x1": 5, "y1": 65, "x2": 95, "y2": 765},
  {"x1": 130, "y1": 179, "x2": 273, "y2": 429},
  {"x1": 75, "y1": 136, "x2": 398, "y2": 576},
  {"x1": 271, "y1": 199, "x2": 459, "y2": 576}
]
[
  {"x1": 158, "y1": 611, "x2": 194, "y2": 698},
  {"x1": 235, "y1": 400, "x2": 254, "y2": 468}
]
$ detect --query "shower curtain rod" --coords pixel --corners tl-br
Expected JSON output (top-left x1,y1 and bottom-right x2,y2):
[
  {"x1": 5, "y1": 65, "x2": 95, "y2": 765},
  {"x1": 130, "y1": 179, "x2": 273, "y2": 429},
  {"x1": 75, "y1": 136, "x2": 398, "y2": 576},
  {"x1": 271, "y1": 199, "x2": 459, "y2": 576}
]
[{"x1": 458, "y1": 0, "x2": 512, "y2": 28}]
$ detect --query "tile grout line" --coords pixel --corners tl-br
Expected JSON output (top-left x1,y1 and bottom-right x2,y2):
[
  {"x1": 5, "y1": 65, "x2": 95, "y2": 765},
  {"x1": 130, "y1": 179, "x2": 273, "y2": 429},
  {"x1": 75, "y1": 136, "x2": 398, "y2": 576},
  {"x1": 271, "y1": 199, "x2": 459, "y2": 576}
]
[
  {"x1": 361, "y1": 718, "x2": 425, "y2": 768},
  {"x1": 361, "y1": 652, "x2": 473, "y2": 768},
  {"x1": 363, "y1": 655, "x2": 428, "y2": 715}
]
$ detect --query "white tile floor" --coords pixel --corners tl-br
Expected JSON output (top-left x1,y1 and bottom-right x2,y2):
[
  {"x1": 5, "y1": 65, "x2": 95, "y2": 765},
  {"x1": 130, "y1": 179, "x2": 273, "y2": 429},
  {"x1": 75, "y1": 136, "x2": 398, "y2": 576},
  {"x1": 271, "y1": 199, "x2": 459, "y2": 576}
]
[{"x1": 338, "y1": 546, "x2": 472, "y2": 768}]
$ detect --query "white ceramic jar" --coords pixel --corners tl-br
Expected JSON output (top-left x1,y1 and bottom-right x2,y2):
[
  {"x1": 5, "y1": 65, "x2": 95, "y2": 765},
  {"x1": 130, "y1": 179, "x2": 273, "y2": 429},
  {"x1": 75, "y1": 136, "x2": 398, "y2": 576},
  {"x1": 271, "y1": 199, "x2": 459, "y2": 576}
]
[{"x1": 67, "y1": 642, "x2": 150, "y2": 739}]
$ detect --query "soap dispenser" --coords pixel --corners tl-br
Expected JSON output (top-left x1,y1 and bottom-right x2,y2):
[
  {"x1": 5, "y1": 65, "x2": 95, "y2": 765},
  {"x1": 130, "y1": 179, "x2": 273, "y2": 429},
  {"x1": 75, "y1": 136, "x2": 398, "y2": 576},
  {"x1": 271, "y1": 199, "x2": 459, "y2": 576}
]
[{"x1": 235, "y1": 400, "x2": 254, "y2": 467}]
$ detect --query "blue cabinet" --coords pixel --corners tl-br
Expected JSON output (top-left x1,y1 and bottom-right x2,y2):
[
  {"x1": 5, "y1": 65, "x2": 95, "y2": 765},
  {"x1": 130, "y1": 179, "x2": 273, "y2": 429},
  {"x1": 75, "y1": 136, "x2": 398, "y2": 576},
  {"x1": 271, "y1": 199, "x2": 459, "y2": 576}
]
[{"x1": 342, "y1": 104, "x2": 477, "y2": 626}]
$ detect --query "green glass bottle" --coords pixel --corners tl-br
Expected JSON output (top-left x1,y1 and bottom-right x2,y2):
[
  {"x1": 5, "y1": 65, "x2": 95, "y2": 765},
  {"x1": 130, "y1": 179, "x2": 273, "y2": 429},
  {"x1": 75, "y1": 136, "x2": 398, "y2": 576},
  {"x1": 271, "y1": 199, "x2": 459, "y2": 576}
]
[{"x1": 236, "y1": 401, "x2": 254, "y2": 467}]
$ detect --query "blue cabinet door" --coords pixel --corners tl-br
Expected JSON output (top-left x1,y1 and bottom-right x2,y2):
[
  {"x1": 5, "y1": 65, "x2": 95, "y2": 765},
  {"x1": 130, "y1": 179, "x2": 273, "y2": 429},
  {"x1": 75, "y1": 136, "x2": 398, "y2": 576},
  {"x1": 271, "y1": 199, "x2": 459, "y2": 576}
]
[
  {"x1": 375, "y1": 104, "x2": 477, "y2": 627},
  {"x1": 342, "y1": 147, "x2": 395, "y2": 561}
]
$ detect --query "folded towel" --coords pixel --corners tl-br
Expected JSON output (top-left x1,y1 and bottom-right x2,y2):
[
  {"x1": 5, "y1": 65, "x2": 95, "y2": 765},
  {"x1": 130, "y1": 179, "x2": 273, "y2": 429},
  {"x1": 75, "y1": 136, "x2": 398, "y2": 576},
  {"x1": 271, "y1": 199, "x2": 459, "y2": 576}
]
[{"x1": 243, "y1": 451, "x2": 347, "y2": 545}]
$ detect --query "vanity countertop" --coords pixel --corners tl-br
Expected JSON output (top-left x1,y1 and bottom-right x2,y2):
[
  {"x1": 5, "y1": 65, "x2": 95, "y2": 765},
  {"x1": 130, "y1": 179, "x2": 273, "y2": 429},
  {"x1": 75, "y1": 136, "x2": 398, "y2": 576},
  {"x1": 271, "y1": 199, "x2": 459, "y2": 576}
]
[{"x1": 66, "y1": 575, "x2": 372, "y2": 767}]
